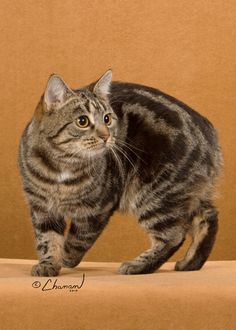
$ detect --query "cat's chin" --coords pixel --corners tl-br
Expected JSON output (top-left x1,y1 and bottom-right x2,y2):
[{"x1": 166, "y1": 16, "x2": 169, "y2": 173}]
[{"x1": 84, "y1": 144, "x2": 107, "y2": 157}]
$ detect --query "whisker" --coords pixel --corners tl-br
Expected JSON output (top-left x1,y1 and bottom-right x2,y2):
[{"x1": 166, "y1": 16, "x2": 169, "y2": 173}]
[
  {"x1": 115, "y1": 137, "x2": 147, "y2": 154},
  {"x1": 107, "y1": 144, "x2": 125, "y2": 181},
  {"x1": 112, "y1": 144, "x2": 137, "y2": 174},
  {"x1": 115, "y1": 139, "x2": 147, "y2": 165}
]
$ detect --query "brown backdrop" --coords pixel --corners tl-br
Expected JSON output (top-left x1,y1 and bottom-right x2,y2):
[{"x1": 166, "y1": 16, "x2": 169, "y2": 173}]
[{"x1": 0, "y1": 0, "x2": 235, "y2": 262}]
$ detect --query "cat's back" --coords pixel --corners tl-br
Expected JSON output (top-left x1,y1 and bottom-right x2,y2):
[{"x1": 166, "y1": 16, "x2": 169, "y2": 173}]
[
  {"x1": 110, "y1": 81, "x2": 222, "y2": 187},
  {"x1": 111, "y1": 81, "x2": 222, "y2": 215},
  {"x1": 110, "y1": 81, "x2": 217, "y2": 147}
]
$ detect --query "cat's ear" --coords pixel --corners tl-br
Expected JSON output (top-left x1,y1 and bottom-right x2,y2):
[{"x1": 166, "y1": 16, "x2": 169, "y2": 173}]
[
  {"x1": 92, "y1": 69, "x2": 112, "y2": 99},
  {"x1": 44, "y1": 74, "x2": 74, "y2": 112}
]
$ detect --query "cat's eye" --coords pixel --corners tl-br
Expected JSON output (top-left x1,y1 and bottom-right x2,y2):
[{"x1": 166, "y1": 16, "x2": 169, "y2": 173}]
[
  {"x1": 104, "y1": 113, "x2": 112, "y2": 126},
  {"x1": 76, "y1": 116, "x2": 90, "y2": 128}
]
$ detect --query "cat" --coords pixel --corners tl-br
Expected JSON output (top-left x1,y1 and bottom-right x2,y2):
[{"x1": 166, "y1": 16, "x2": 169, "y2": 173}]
[{"x1": 18, "y1": 69, "x2": 223, "y2": 276}]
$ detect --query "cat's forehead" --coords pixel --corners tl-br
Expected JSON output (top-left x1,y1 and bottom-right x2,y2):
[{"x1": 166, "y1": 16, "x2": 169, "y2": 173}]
[{"x1": 73, "y1": 89, "x2": 109, "y2": 114}]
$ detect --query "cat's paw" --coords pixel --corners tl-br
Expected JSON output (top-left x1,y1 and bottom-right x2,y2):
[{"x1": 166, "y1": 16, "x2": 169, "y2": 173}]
[
  {"x1": 31, "y1": 263, "x2": 61, "y2": 277},
  {"x1": 62, "y1": 257, "x2": 81, "y2": 268},
  {"x1": 175, "y1": 260, "x2": 188, "y2": 271},
  {"x1": 118, "y1": 260, "x2": 149, "y2": 275},
  {"x1": 175, "y1": 259, "x2": 202, "y2": 271}
]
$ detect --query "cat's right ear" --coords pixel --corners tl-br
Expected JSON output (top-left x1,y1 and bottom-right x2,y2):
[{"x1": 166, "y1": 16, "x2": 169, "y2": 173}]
[
  {"x1": 43, "y1": 74, "x2": 74, "y2": 112},
  {"x1": 91, "y1": 69, "x2": 112, "y2": 99}
]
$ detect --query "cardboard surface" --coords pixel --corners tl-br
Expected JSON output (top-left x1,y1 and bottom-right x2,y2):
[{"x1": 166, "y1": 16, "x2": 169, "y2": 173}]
[{"x1": 0, "y1": 1, "x2": 235, "y2": 261}]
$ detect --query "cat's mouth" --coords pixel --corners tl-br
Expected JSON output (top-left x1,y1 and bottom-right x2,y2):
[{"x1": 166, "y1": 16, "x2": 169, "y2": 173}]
[
  {"x1": 82, "y1": 138, "x2": 115, "y2": 157},
  {"x1": 84, "y1": 142, "x2": 107, "y2": 154}
]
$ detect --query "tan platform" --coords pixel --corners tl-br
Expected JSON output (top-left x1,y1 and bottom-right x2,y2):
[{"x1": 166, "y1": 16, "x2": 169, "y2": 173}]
[{"x1": 0, "y1": 259, "x2": 235, "y2": 330}]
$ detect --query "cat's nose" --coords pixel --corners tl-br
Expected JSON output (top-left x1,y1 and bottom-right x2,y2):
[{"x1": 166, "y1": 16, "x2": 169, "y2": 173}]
[
  {"x1": 97, "y1": 126, "x2": 110, "y2": 142},
  {"x1": 99, "y1": 134, "x2": 109, "y2": 142}
]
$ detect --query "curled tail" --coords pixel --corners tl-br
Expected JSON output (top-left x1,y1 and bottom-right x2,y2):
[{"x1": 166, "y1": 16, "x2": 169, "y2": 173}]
[{"x1": 175, "y1": 202, "x2": 218, "y2": 271}]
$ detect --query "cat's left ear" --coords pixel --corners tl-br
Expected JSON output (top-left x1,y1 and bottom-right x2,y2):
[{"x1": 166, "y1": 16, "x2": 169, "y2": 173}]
[
  {"x1": 44, "y1": 74, "x2": 75, "y2": 112},
  {"x1": 92, "y1": 69, "x2": 112, "y2": 99}
]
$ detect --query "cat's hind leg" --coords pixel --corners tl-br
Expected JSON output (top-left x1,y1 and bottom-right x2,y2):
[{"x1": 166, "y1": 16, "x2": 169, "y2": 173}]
[
  {"x1": 119, "y1": 215, "x2": 188, "y2": 275},
  {"x1": 175, "y1": 202, "x2": 218, "y2": 271}
]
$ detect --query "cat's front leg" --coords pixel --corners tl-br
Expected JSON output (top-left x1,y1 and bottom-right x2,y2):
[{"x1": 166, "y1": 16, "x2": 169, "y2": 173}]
[
  {"x1": 62, "y1": 214, "x2": 110, "y2": 268},
  {"x1": 30, "y1": 208, "x2": 66, "y2": 277}
]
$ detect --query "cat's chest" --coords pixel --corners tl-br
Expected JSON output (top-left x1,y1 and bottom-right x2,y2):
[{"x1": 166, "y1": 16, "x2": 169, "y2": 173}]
[
  {"x1": 45, "y1": 171, "x2": 92, "y2": 212},
  {"x1": 51, "y1": 171, "x2": 79, "y2": 195},
  {"x1": 56, "y1": 171, "x2": 73, "y2": 183}
]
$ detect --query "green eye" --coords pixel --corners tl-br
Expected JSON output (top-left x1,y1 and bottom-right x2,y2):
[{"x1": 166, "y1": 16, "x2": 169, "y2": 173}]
[
  {"x1": 104, "y1": 113, "x2": 112, "y2": 126},
  {"x1": 76, "y1": 116, "x2": 90, "y2": 128}
]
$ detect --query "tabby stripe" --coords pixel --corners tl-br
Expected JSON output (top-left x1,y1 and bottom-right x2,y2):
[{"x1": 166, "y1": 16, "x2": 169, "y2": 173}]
[
  {"x1": 151, "y1": 219, "x2": 181, "y2": 232},
  {"x1": 56, "y1": 183, "x2": 96, "y2": 202},
  {"x1": 140, "y1": 215, "x2": 183, "y2": 234},
  {"x1": 159, "y1": 192, "x2": 190, "y2": 209},
  {"x1": 24, "y1": 186, "x2": 47, "y2": 202},
  {"x1": 60, "y1": 199, "x2": 98, "y2": 208},
  {"x1": 153, "y1": 240, "x2": 185, "y2": 271},
  {"x1": 139, "y1": 203, "x2": 181, "y2": 221},
  {"x1": 32, "y1": 148, "x2": 60, "y2": 173},
  {"x1": 25, "y1": 162, "x2": 58, "y2": 184},
  {"x1": 48, "y1": 122, "x2": 72, "y2": 139},
  {"x1": 35, "y1": 219, "x2": 66, "y2": 235},
  {"x1": 136, "y1": 169, "x2": 179, "y2": 208},
  {"x1": 65, "y1": 241, "x2": 87, "y2": 253},
  {"x1": 124, "y1": 90, "x2": 183, "y2": 129},
  {"x1": 21, "y1": 165, "x2": 48, "y2": 193},
  {"x1": 81, "y1": 182, "x2": 102, "y2": 195},
  {"x1": 62, "y1": 174, "x2": 89, "y2": 186},
  {"x1": 174, "y1": 146, "x2": 201, "y2": 182},
  {"x1": 201, "y1": 151, "x2": 214, "y2": 168},
  {"x1": 62, "y1": 186, "x2": 95, "y2": 200},
  {"x1": 56, "y1": 137, "x2": 77, "y2": 145},
  {"x1": 140, "y1": 196, "x2": 189, "y2": 220},
  {"x1": 171, "y1": 133, "x2": 188, "y2": 161},
  {"x1": 97, "y1": 99, "x2": 107, "y2": 113},
  {"x1": 69, "y1": 222, "x2": 79, "y2": 236},
  {"x1": 59, "y1": 200, "x2": 80, "y2": 207},
  {"x1": 46, "y1": 138, "x2": 65, "y2": 153},
  {"x1": 28, "y1": 179, "x2": 49, "y2": 195},
  {"x1": 56, "y1": 151, "x2": 81, "y2": 162},
  {"x1": 31, "y1": 203, "x2": 48, "y2": 214},
  {"x1": 79, "y1": 215, "x2": 107, "y2": 232},
  {"x1": 84, "y1": 99, "x2": 90, "y2": 112},
  {"x1": 37, "y1": 243, "x2": 48, "y2": 255},
  {"x1": 161, "y1": 92, "x2": 216, "y2": 145},
  {"x1": 137, "y1": 185, "x2": 189, "y2": 214},
  {"x1": 98, "y1": 171, "x2": 116, "y2": 207},
  {"x1": 149, "y1": 235, "x2": 169, "y2": 244}
]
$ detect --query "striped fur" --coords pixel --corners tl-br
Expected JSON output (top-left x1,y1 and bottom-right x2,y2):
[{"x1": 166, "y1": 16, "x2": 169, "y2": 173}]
[{"x1": 18, "y1": 70, "x2": 222, "y2": 276}]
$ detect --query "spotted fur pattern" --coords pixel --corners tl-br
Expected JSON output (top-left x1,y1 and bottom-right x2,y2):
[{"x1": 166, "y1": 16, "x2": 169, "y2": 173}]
[{"x1": 18, "y1": 70, "x2": 222, "y2": 276}]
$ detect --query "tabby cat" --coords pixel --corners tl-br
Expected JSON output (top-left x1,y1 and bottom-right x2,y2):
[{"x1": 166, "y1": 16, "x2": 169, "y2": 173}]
[{"x1": 18, "y1": 69, "x2": 222, "y2": 276}]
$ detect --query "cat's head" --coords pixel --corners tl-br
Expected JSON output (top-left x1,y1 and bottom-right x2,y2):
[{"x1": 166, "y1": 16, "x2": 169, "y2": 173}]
[{"x1": 34, "y1": 69, "x2": 118, "y2": 162}]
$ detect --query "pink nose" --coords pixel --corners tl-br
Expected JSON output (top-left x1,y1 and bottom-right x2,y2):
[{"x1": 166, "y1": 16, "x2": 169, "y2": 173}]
[
  {"x1": 99, "y1": 134, "x2": 109, "y2": 142},
  {"x1": 97, "y1": 126, "x2": 110, "y2": 143}
]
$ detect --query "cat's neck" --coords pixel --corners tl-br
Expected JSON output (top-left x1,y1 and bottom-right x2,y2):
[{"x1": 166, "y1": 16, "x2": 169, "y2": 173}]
[{"x1": 30, "y1": 143, "x2": 105, "y2": 178}]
